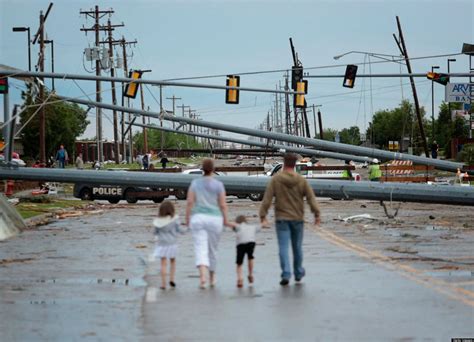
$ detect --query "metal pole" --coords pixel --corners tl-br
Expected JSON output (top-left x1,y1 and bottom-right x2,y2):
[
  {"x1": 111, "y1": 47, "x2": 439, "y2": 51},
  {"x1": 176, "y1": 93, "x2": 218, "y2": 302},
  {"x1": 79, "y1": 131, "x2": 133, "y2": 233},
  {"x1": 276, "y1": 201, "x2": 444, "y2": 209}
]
[
  {"x1": 0, "y1": 70, "x2": 301, "y2": 95},
  {"x1": 58, "y1": 95, "x2": 466, "y2": 172},
  {"x1": 2, "y1": 92, "x2": 10, "y2": 162},
  {"x1": 128, "y1": 121, "x2": 376, "y2": 163},
  {"x1": 27, "y1": 28, "x2": 31, "y2": 72},
  {"x1": 94, "y1": 6, "x2": 103, "y2": 164},
  {"x1": 318, "y1": 109, "x2": 324, "y2": 140},
  {"x1": 395, "y1": 16, "x2": 429, "y2": 158},
  {"x1": 431, "y1": 66, "x2": 440, "y2": 142},
  {"x1": 39, "y1": 11, "x2": 46, "y2": 165},
  {"x1": 2, "y1": 167, "x2": 474, "y2": 206}
]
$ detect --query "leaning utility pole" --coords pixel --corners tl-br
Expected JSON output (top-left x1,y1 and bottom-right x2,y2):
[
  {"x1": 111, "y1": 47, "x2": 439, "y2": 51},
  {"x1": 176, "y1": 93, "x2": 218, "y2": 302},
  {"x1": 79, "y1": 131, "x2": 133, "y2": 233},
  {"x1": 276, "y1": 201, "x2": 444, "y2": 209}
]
[
  {"x1": 101, "y1": 18, "x2": 124, "y2": 164},
  {"x1": 393, "y1": 16, "x2": 429, "y2": 158},
  {"x1": 32, "y1": 2, "x2": 53, "y2": 164},
  {"x1": 137, "y1": 69, "x2": 152, "y2": 153},
  {"x1": 80, "y1": 6, "x2": 115, "y2": 163}
]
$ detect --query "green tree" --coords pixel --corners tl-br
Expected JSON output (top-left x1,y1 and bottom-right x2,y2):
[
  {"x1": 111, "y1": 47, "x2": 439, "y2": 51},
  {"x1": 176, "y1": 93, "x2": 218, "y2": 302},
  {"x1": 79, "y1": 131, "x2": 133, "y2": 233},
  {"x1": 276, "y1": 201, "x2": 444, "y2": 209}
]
[
  {"x1": 133, "y1": 128, "x2": 203, "y2": 153},
  {"x1": 20, "y1": 88, "x2": 89, "y2": 160},
  {"x1": 339, "y1": 126, "x2": 361, "y2": 145},
  {"x1": 322, "y1": 128, "x2": 338, "y2": 142},
  {"x1": 366, "y1": 100, "x2": 427, "y2": 151},
  {"x1": 435, "y1": 102, "x2": 465, "y2": 157}
]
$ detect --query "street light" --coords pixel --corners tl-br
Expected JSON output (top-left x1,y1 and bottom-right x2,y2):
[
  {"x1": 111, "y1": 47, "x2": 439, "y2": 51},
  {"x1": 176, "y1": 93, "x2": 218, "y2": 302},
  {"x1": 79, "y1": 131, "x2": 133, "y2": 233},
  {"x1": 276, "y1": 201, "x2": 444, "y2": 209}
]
[
  {"x1": 12, "y1": 26, "x2": 31, "y2": 71},
  {"x1": 44, "y1": 39, "x2": 54, "y2": 90},
  {"x1": 333, "y1": 50, "x2": 404, "y2": 64},
  {"x1": 431, "y1": 65, "x2": 440, "y2": 141}
]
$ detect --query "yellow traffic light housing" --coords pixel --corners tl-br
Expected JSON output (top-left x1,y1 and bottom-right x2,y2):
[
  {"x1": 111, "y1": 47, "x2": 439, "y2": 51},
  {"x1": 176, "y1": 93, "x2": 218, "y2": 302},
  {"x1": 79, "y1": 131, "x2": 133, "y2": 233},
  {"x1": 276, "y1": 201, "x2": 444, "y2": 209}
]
[
  {"x1": 426, "y1": 72, "x2": 449, "y2": 86},
  {"x1": 124, "y1": 70, "x2": 143, "y2": 99},
  {"x1": 226, "y1": 75, "x2": 240, "y2": 104},
  {"x1": 294, "y1": 80, "x2": 307, "y2": 108}
]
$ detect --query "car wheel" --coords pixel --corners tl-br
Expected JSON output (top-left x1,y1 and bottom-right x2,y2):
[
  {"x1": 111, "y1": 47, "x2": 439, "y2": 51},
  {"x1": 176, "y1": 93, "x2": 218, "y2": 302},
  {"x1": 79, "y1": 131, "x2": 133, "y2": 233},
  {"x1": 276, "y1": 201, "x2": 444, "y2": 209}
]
[
  {"x1": 175, "y1": 189, "x2": 187, "y2": 200},
  {"x1": 124, "y1": 189, "x2": 138, "y2": 204},
  {"x1": 80, "y1": 188, "x2": 92, "y2": 201},
  {"x1": 249, "y1": 193, "x2": 263, "y2": 202},
  {"x1": 152, "y1": 197, "x2": 165, "y2": 203},
  {"x1": 108, "y1": 198, "x2": 120, "y2": 204}
]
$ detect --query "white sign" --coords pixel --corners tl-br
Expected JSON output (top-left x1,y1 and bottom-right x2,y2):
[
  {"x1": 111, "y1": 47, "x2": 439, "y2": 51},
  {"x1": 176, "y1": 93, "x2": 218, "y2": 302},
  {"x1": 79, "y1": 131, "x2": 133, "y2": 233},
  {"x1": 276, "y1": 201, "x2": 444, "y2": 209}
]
[
  {"x1": 445, "y1": 83, "x2": 473, "y2": 103},
  {"x1": 451, "y1": 110, "x2": 469, "y2": 121}
]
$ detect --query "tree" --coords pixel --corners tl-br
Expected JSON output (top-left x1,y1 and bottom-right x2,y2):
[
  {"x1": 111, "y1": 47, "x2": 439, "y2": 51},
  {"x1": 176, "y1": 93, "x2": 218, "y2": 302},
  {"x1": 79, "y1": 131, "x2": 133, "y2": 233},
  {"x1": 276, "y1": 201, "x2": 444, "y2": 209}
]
[
  {"x1": 20, "y1": 88, "x2": 89, "y2": 160},
  {"x1": 366, "y1": 100, "x2": 427, "y2": 152},
  {"x1": 133, "y1": 127, "x2": 203, "y2": 153},
  {"x1": 435, "y1": 102, "x2": 464, "y2": 157},
  {"x1": 322, "y1": 128, "x2": 338, "y2": 142},
  {"x1": 339, "y1": 126, "x2": 360, "y2": 145}
]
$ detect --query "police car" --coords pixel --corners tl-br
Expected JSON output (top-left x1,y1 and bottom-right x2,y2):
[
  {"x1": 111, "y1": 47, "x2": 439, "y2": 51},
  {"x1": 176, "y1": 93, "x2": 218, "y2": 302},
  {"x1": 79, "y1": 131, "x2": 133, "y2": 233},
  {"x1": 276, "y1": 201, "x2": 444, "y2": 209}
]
[{"x1": 73, "y1": 183, "x2": 169, "y2": 204}]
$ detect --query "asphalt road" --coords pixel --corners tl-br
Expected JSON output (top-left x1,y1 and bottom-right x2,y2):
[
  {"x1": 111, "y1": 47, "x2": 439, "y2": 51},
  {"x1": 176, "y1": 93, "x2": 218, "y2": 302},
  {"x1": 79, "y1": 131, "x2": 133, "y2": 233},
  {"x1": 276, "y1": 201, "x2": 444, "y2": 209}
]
[{"x1": 0, "y1": 199, "x2": 473, "y2": 341}]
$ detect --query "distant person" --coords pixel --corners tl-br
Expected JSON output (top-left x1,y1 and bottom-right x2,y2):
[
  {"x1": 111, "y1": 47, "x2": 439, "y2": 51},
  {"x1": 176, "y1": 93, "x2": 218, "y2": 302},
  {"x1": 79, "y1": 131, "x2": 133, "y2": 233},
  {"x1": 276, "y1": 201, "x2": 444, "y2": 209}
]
[
  {"x1": 153, "y1": 201, "x2": 187, "y2": 290},
  {"x1": 234, "y1": 215, "x2": 259, "y2": 288},
  {"x1": 369, "y1": 158, "x2": 382, "y2": 182},
  {"x1": 160, "y1": 154, "x2": 169, "y2": 169},
  {"x1": 431, "y1": 141, "x2": 439, "y2": 159},
  {"x1": 259, "y1": 153, "x2": 321, "y2": 286},
  {"x1": 186, "y1": 158, "x2": 234, "y2": 289},
  {"x1": 55, "y1": 145, "x2": 68, "y2": 168},
  {"x1": 75, "y1": 153, "x2": 84, "y2": 170},
  {"x1": 342, "y1": 160, "x2": 353, "y2": 179},
  {"x1": 142, "y1": 153, "x2": 149, "y2": 170}
]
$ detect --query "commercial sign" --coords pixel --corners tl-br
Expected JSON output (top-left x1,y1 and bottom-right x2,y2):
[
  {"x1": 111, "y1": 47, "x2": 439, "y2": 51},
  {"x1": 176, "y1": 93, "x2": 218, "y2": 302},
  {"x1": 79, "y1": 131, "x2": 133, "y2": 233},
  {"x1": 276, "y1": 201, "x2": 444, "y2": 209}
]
[{"x1": 445, "y1": 83, "x2": 473, "y2": 103}]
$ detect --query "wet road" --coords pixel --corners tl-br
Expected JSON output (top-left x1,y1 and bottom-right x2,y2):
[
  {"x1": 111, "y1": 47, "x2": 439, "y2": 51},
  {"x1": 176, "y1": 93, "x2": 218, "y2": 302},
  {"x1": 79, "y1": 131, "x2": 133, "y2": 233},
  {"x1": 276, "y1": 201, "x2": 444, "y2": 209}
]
[{"x1": 1, "y1": 200, "x2": 473, "y2": 341}]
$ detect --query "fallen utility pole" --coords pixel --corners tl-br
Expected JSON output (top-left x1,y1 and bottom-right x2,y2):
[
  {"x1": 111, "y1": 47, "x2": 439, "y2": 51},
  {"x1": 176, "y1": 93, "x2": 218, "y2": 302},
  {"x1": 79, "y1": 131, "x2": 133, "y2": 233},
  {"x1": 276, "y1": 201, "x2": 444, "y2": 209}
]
[
  {"x1": 56, "y1": 95, "x2": 465, "y2": 172},
  {"x1": 0, "y1": 70, "x2": 300, "y2": 95},
  {"x1": 127, "y1": 121, "x2": 376, "y2": 163},
  {"x1": 305, "y1": 73, "x2": 473, "y2": 78},
  {"x1": 393, "y1": 16, "x2": 429, "y2": 158},
  {"x1": 1, "y1": 167, "x2": 473, "y2": 206}
]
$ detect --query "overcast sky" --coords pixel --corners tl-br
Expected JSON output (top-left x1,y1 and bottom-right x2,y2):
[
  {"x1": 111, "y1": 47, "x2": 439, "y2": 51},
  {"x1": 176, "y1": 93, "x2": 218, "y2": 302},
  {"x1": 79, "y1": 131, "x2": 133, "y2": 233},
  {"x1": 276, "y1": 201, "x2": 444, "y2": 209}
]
[{"x1": 1, "y1": 0, "x2": 473, "y2": 140}]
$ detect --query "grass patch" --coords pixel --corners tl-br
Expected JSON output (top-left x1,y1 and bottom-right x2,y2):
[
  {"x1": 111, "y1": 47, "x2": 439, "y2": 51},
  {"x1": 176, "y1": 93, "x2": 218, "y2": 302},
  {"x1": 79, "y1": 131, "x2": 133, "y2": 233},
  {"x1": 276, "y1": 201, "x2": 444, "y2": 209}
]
[{"x1": 16, "y1": 199, "x2": 91, "y2": 219}]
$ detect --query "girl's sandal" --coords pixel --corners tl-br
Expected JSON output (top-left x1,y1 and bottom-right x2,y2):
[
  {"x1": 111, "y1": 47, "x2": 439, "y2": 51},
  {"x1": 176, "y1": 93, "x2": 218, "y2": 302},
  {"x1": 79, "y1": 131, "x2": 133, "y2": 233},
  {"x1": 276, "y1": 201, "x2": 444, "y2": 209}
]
[
  {"x1": 237, "y1": 279, "x2": 243, "y2": 288},
  {"x1": 160, "y1": 286, "x2": 166, "y2": 290},
  {"x1": 248, "y1": 275, "x2": 254, "y2": 284}
]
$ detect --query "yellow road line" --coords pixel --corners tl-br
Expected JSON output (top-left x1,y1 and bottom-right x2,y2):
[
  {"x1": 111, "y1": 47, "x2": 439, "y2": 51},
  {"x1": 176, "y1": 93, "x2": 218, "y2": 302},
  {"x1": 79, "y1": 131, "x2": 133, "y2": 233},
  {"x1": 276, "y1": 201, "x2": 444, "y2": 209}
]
[{"x1": 315, "y1": 227, "x2": 474, "y2": 307}]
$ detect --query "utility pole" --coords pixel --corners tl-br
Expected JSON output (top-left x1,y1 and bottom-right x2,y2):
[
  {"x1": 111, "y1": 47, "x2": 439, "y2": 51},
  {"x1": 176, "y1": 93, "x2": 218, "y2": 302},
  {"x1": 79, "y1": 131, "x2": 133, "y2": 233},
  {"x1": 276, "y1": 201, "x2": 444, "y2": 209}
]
[
  {"x1": 39, "y1": 10, "x2": 46, "y2": 164},
  {"x1": 318, "y1": 108, "x2": 324, "y2": 140},
  {"x1": 135, "y1": 69, "x2": 152, "y2": 153},
  {"x1": 393, "y1": 16, "x2": 429, "y2": 158},
  {"x1": 166, "y1": 95, "x2": 181, "y2": 129},
  {"x1": 284, "y1": 73, "x2": 291, "y2": 136},
  {"x1": 80, "y1": 6, "x2": 115, "y2": 163},
  {"x1": 32, "y1": 3, "x2": 52, "y2": 165}
]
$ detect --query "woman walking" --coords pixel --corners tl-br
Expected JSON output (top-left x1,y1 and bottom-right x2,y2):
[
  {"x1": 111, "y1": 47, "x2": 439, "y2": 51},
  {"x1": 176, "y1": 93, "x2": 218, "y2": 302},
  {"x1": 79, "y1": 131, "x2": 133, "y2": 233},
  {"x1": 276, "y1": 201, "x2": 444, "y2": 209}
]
[{"x1": 186, "y1": 159, "x2": 233, "y2": 289}]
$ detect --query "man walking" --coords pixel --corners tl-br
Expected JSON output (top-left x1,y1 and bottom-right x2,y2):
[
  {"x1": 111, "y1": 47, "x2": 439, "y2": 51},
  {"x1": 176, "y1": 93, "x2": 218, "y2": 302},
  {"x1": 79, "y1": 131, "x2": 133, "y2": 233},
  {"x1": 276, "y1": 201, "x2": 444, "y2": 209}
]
[
  {"x1": 259, "y1": 153, "x2": 320, "y2": 286},
  {"x1": 55, "y1": 144, "x2": 69, "y2": 168}
]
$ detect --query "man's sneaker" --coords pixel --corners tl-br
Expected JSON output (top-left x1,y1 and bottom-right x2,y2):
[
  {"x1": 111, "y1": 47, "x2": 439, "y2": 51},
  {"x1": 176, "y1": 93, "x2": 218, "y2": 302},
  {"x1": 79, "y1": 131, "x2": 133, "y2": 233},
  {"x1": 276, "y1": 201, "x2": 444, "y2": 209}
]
[{"x1": 280, "y1": 279, "x2": 289, "y2": 286}]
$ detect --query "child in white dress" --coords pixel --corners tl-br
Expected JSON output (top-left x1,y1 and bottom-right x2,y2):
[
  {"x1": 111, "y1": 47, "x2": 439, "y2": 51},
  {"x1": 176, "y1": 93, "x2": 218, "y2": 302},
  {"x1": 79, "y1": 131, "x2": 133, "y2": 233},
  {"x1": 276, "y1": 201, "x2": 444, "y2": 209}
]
[{"x1": 153, "y1": 201, "x2": 186, "y2": 290}]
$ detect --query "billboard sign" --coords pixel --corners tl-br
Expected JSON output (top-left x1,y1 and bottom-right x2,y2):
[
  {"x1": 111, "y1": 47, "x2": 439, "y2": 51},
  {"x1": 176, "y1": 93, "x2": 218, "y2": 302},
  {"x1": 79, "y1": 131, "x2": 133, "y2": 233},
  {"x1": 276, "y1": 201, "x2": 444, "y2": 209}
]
[{"x1": 445, "y1": 83, "x2": 473, "y2": 103}]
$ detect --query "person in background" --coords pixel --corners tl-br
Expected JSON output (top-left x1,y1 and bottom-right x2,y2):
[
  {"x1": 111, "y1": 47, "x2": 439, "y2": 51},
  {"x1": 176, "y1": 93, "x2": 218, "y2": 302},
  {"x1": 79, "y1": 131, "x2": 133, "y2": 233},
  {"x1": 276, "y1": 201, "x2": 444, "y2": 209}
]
[
  {"x1": 142, "y1": 153, "x2": 149, "y2": 170},
  {"x1": 342, "y1": 160, "x2": 353, "y2": 179},
  {"x1": 160, "y1": 153, "x2": 169, "y2": 169},
  {"x1": 259, "y1": 153, "x2": 321, "y2": 286},
  {"x1": 431, "y1": 140, "x2": 439, "y2": 159},
  {"x1": 55, "y1": 144, "x2": 69, "y2": 168},
  {"x1": 368, "y1": 158, "x2": 382, "y2": 182},
  {"x1": 75, "y1": 153, "x2": 84, "y2": 170}
]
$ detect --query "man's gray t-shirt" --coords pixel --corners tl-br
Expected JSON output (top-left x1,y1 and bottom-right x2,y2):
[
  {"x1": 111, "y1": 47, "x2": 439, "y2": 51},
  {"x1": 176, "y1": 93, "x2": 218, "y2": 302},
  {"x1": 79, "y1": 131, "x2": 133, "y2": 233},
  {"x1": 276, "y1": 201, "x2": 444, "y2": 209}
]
[{"x1": 189, "y1": 177, "x2": 225, "y2": 217}]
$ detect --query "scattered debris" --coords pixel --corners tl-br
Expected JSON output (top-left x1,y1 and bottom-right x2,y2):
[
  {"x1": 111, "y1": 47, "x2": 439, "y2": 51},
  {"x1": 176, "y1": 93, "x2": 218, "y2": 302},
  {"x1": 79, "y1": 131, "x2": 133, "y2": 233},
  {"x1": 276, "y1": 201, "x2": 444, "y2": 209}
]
[
  {"x1": 336, "y1": 214, "x2": 377, "y2": 223},
  {"x1": 135, "y1": 245, "x2": 147, "y2": 249},
  {"x1": 385, "y1": 246, "x2": 418, "y2": 254},
  {"x1": 0, "y1": 258, "x2": 35, "y2": 266},
  {"x1": 429, "y1": 215, "x2": 435, "y2": 220}
]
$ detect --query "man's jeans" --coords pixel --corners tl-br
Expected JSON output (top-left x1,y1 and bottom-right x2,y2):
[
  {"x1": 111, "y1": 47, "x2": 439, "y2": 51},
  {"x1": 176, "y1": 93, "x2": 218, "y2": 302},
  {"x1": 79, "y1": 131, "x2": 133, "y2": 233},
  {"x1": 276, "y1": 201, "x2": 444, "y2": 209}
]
[{"x1": 275, "y1": 220, "x2": 305, "y2": 280}]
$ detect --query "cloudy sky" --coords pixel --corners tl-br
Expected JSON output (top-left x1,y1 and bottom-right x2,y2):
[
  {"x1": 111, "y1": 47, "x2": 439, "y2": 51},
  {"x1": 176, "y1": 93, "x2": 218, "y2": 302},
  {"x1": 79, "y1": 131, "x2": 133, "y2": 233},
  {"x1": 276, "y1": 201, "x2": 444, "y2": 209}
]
[{"x1": 1, "y1": 0, "x2": 473, "y2": 140}]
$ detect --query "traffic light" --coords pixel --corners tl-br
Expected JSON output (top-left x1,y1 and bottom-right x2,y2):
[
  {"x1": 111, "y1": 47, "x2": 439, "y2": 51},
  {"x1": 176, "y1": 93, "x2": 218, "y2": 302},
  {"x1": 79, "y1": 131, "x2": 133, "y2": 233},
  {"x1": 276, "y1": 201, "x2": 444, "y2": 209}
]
[
  {"x1": 0, "y1": 78, "x2": 8, "y2": 94},
  {"x1": 294, "y1": 80, "x2": 307, "y2": 108},
  {"x1": 291, "y1": 66, "x2": 303, "y2": 90},
  {"x1": 226, "y1": 75, "x2": 240, "y2": 104},
  {"x1": 343, "y1": 64, "x2": 358, "y2": 88},
  {"x1": 427, "y1": 72, "x2": 449, "y2": 86},
  {"x1": 124, "y1": 70, "x2": 143, "y2": 99}
]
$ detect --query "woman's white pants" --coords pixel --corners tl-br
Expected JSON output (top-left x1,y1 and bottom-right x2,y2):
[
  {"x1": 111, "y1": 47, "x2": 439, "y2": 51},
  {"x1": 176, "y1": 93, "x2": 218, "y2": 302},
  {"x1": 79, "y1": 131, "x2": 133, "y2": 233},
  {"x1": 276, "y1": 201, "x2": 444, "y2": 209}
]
[{"x1": 190, "y1": 214, "x2": 223, "y2": 272}]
